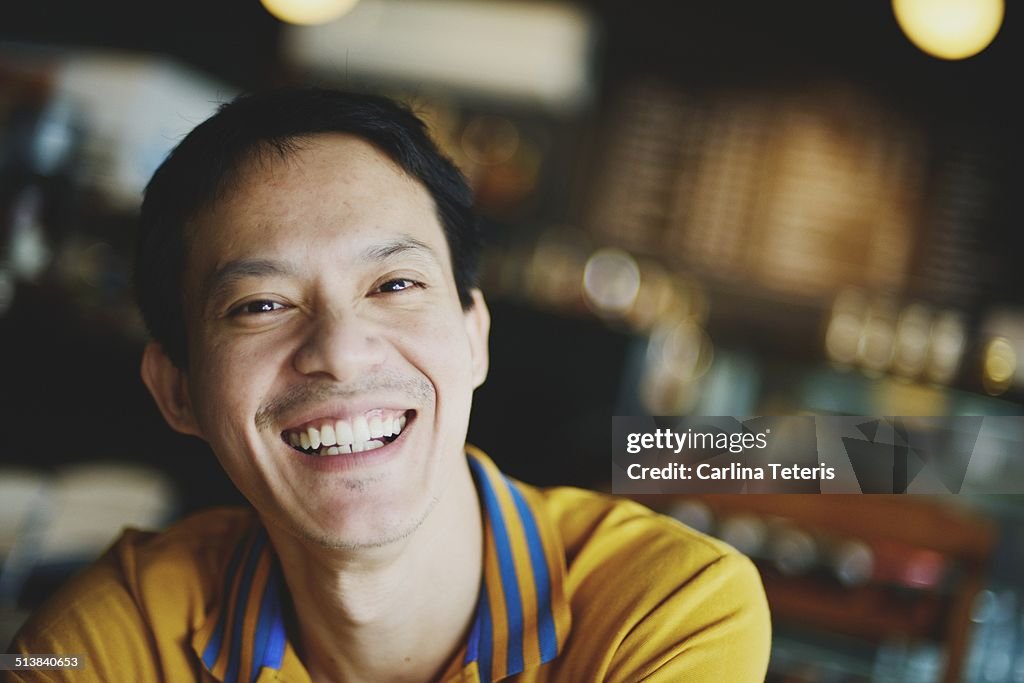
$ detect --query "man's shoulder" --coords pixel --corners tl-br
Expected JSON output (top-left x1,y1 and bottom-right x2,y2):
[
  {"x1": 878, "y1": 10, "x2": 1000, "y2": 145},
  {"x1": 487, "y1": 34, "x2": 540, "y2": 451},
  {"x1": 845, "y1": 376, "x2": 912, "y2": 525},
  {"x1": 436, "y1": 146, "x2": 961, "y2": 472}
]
[
  {"x1": 534, "y1": 484, "x2": 739, "y2": 572},
  {"x1": 11, "y1": 506, "x2": 255, "y2": 649},
  {"x1": 525, "y1": 484, "x2": 771, "y2": 681},
  {"x1": 529, "y1": 483, "x2": 764, "y2": 610},
  {"x1": 119, "y1": 505, "x2": 258, "y2": 577}
]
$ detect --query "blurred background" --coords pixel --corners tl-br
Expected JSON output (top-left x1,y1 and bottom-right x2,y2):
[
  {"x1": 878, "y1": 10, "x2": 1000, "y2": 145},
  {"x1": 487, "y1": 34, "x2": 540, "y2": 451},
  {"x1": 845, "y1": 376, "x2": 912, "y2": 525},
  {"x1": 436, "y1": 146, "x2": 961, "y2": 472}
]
[{"x1": 1, "y1": 0, "x2": 1022, "y2": 680}]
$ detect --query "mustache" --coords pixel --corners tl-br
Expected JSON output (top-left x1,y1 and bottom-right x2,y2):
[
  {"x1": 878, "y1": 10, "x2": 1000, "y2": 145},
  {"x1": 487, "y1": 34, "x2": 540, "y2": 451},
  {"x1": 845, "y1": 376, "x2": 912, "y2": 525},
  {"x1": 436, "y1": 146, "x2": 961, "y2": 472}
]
[{"x1": 255, "y1": 373, "x2": 433, "y2": 430}]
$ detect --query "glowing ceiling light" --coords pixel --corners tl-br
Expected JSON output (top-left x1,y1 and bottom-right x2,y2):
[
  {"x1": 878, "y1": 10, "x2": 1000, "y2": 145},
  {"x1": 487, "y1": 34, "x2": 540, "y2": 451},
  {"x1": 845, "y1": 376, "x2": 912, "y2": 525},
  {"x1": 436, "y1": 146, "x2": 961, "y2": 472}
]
[
  {"x1": 261, "y1": 0, "x2": 359, "y2": 26},
  {"x1": 892, "y1": 0, "x2": 1004, "y2": 60}
]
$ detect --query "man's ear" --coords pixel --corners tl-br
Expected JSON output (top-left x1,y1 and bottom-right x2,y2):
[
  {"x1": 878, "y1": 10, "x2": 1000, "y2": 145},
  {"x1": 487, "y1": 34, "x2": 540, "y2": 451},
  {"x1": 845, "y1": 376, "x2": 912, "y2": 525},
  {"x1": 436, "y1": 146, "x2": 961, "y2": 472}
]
[
  {"x1": 140, "y1": 342, "x2": 203, "y2": 438},
  {"x1": 465, "y1": 289, "x2": 491, "y2": 389}
]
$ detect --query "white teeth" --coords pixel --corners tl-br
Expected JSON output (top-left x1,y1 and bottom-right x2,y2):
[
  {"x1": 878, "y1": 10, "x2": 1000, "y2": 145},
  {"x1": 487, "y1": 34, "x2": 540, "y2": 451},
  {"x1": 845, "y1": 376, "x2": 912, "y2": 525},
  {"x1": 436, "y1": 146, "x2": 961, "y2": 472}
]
[
  {"x1": 353, "y1": 415, "x2": 371, "y2": 445},
  {"x1": 288, "y1": 412, "x2": 408, "y2": 454},
  {"x1": 335, "y1": 420, "x2": 354, "y2": 446}
]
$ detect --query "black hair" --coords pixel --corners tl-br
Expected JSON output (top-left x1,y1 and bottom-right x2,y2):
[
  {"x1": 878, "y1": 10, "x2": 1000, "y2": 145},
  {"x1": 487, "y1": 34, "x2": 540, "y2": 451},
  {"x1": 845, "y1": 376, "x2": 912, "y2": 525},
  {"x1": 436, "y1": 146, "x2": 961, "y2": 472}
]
[{"x1": 134, "y1": 87, "x2": 479, "y2": 369}]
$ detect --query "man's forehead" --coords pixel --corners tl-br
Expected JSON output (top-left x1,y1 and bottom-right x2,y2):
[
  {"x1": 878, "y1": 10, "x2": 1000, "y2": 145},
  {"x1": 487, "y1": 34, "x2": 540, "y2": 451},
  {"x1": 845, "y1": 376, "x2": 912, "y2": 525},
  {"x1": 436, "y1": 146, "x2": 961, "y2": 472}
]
[
  {"x1": 185, "y1": 133, "x2": 444, "y2": 257},
  {"x1": 180, "y1": 135, "x2": 453, "y2": 310},
  {"x1": 229, "y1": 133, "x2": 422, "y2": 198}
]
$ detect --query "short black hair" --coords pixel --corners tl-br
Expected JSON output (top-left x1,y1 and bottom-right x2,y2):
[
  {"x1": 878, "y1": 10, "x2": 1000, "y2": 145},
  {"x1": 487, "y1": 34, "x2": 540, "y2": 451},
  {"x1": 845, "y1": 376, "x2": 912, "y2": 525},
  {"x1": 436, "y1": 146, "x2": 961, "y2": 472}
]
[{"x1": 134, "y1": 87, "x2": 480, "y2": 369}]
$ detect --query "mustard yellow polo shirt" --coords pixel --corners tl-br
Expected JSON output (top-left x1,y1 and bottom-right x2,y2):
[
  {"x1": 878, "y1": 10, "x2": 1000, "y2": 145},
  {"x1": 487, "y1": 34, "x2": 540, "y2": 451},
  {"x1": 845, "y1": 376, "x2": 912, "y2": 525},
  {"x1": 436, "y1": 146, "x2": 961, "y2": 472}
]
[{"x1": 8, "y1": 448, "x2": 770, "y2": 682}]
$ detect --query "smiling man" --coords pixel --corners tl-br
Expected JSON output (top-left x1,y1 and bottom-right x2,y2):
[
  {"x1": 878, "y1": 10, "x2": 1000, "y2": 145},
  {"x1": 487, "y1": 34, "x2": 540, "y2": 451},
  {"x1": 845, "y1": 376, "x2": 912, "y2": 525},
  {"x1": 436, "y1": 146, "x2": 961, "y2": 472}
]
[{"x1": 8, "y1": 89, "x2": 770, "y2": 682}]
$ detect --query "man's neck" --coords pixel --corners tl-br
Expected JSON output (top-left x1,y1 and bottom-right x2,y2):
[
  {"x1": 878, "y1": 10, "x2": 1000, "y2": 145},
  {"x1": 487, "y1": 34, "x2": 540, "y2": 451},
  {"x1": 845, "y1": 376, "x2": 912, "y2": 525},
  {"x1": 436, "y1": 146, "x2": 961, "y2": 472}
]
[{"x1": 265, "y1": 461, "x2": 483, "y2": 683}]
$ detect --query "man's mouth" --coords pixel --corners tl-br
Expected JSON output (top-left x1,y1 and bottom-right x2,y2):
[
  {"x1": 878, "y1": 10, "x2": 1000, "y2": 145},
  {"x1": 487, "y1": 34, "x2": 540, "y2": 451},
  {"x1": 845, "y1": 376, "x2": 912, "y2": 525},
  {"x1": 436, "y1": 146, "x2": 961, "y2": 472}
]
[{"x1": 281, "y1": 409, "x2": 413, "y2": 456}]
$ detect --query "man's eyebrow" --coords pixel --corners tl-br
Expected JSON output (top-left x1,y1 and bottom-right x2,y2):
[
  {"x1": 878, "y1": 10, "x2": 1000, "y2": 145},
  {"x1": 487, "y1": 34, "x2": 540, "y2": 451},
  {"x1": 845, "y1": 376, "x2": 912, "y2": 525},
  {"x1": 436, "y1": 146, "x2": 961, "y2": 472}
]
[
  {"x1": 202, "y1": 238, "x2": 439, "y2": 304},
  {"x1": 360, "y1": 236, "x2": 439, "y2": 264},
  {"x1": 204, "y1": 258, "x2": 299, "y2": 303}
]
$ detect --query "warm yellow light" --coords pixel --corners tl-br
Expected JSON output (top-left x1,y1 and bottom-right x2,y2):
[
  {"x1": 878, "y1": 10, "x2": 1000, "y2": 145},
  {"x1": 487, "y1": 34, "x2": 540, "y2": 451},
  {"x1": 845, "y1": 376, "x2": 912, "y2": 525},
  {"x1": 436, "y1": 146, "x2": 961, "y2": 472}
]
[
  {"x1": 261, "y1": 0, "x2": 359, "y2": 25},
  {"x1": 892, "y1": 0, "x2": 1004, "y2": 60},
  {"x1": 982, "y1": 337, "x2": 1016, "y2": 395}
]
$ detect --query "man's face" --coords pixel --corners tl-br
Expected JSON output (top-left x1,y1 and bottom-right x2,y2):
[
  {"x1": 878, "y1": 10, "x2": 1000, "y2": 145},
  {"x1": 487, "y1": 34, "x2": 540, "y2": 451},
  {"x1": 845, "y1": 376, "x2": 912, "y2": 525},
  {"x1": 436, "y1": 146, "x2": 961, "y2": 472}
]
[{"x1": 175, "y1": 134, "x2": 488, "y2": 549}]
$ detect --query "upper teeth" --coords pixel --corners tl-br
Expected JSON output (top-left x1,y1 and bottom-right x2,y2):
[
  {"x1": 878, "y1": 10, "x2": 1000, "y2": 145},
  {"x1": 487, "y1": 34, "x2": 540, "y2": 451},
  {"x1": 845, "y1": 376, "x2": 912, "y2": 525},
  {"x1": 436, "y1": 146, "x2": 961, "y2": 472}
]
[{"x1": 286, "y1": 412, "x2": 408, "y2": 455}]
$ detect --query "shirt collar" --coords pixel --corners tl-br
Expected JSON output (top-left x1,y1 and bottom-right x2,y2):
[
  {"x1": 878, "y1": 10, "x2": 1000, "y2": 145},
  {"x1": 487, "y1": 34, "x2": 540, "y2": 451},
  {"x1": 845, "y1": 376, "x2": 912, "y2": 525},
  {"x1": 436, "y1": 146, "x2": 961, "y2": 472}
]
[
  {"x1": 192, "y1": 447, "x2": 571, "y2": 683},
  {"x1": 191, "y1": 522, "x2": 289, "y2": 683}
]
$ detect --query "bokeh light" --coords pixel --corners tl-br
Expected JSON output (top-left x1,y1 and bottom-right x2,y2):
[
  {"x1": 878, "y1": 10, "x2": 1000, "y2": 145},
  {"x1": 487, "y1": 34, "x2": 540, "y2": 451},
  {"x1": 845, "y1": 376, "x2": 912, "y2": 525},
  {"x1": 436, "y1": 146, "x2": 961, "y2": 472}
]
[
  {"x1": 261, "y1": 0, "x2": 359, "y2": 26},
  {"x1": 892, "y1": 0, "x2": 1004, "y2": 60}
]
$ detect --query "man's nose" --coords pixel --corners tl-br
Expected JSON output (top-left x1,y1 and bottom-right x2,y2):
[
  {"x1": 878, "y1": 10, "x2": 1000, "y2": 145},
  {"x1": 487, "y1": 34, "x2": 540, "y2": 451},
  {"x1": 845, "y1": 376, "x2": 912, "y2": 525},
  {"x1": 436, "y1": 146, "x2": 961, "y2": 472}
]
[{"x1": 292, "y1": 309, "x2": 384, "y2": 381}]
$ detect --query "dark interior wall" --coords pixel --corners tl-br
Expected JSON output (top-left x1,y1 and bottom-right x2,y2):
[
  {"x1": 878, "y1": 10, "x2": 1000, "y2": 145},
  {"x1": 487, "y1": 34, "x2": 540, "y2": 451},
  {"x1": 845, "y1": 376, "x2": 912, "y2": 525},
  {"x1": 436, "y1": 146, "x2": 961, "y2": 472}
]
[{"x1": 1, "y1": 0, "x2": 282, "y2": 89}]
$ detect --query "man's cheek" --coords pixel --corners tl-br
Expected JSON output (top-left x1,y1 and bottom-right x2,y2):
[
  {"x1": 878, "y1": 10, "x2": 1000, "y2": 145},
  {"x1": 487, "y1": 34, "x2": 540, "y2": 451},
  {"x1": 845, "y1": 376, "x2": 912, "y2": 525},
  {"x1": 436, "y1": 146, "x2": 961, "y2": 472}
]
[
  {"x1": 198, "y1": 336, "x2": 260, "y2": 380},
  {"x1": 420, "y1": 346, "x2": 476, "y2": 394},
  {"x1": 189, "y1": 354, "x2": 244, "y2": 433}
]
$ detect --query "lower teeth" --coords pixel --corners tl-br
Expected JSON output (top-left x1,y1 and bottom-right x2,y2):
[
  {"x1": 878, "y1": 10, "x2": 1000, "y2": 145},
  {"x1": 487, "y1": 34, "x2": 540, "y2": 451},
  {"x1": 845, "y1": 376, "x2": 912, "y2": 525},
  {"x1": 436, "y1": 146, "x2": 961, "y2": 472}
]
[{"x1": 301, "y1": 435, "x2": 396, "y2": 456}]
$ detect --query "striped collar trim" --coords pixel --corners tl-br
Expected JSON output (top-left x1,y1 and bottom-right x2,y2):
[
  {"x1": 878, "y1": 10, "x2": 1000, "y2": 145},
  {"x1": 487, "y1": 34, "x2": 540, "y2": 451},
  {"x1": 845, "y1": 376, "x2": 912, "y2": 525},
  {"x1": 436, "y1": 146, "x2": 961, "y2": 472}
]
[
  {"x1": 192, "y1": 447, "x2": 571, "y2": 683},
  {"x1": 191, "y1": 524, "x2": 288, "y2": 683},
  {"x1": 461, "y1": 446, "x2": 572, "y2": 682}
]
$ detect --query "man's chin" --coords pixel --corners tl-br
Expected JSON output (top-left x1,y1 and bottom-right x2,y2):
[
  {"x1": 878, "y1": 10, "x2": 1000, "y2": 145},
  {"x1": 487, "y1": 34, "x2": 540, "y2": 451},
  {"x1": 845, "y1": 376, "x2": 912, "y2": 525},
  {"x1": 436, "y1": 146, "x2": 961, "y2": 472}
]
[{"x1": 273, "y1": 497, "x2": 440, "y2": 553}]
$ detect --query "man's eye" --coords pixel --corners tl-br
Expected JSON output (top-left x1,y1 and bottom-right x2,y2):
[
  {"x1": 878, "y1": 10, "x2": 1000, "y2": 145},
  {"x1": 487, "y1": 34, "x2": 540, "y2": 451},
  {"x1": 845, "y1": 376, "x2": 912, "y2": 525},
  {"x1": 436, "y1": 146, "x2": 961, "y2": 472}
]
[
  {"x1": 377, "y1": 279, "x2": 422, "y2": 293},
  {"x1": 231, "y1": 300, "x2": 286, "y2": 316}
]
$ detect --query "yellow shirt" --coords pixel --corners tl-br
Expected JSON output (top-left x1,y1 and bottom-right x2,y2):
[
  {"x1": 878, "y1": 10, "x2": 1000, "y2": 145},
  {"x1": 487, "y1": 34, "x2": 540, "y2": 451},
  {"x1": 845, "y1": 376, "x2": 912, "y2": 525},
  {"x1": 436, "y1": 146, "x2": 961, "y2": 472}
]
[{"x1": 8, "y1": 448, "x2": 770, "y2": 682}]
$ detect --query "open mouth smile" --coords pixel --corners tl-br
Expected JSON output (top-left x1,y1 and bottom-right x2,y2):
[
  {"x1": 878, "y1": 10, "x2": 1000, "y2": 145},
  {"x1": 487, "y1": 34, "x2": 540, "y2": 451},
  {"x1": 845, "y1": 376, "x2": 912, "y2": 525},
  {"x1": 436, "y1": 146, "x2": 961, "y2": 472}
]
[{"x1": 281, "y1": 409, "x2": 414, "y2": 456}]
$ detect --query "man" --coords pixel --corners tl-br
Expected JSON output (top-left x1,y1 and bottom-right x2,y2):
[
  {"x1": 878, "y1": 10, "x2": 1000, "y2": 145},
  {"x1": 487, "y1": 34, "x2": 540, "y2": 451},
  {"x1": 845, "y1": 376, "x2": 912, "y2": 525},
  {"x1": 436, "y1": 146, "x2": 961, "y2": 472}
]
[{"x1": 8, "y1": 88, "x2": 770, "y2": 682}]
